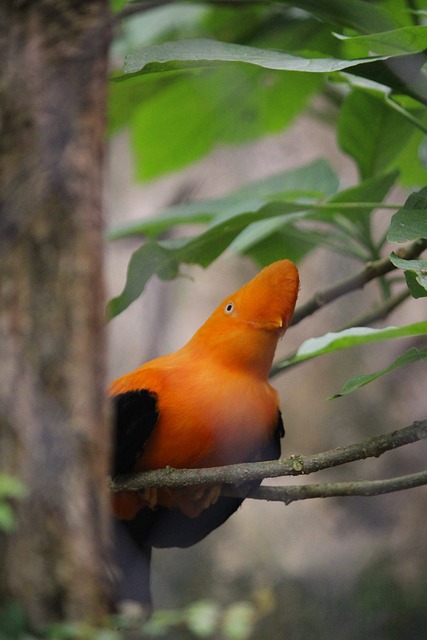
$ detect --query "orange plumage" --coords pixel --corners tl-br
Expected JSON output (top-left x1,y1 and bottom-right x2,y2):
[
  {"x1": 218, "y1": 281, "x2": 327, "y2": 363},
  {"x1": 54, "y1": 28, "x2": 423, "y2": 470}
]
[{"x1": 111, "y1": 259, "x2": 299, "y2": 519}]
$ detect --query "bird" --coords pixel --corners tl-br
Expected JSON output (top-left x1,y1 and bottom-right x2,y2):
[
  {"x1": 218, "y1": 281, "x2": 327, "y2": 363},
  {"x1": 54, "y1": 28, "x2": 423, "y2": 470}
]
[{"x1": 110, "y1": 259, "x2": 299, "y2": 610}]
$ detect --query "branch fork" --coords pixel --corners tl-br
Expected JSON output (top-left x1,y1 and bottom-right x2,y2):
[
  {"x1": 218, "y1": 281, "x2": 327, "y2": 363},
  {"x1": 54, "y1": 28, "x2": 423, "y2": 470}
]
[{"x1": 111, "y1": 419, "x2": 427, "y2": 504}]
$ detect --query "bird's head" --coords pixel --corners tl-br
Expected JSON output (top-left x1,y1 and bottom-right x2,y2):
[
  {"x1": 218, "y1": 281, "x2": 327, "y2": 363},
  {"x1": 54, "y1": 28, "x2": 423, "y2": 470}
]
[
  {"x1": 223, "y1": 259, "x2": 299, "y2": 335},
  {"x1": 191, "y1": 260, "x2": 299, "y2": 376}
]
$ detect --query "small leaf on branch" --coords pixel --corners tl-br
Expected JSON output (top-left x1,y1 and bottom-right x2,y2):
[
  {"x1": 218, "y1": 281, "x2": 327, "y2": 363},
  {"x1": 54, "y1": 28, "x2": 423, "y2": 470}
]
[
  {"x1": 330, "y1": 347, "x2": 427, "y2": 398},
  {"x1": 390, "y1": 252, "x2": 427, "y2": 298},
  {"x1": 403, "y1": 270, "x2": 427, "y2": 298},
  {"x1": 107, "y1": 242, "x2": 179, "y2": 318},
  {"x1": 387, "y1": 187, "x2": 427, "y2": 242},
  {"x1": 335, "y1": 26, "x2": 427, "y2": 56}
]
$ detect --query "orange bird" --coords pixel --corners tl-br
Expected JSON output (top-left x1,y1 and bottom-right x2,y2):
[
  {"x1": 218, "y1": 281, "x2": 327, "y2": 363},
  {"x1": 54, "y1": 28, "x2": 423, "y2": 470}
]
[{"x1": 111, "y1": 259, "x2": 299, "y2": 607}]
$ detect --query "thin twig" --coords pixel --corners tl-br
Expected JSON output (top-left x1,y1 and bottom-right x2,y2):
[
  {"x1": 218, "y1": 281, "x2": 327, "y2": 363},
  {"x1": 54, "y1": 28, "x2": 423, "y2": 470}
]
[
  {"x1": 110, "y1": 419, "x2": 427, "y2": 492},
  {"x1": 341, "y1": 289, "x2": 411, "y2": 329},
  {"x1": 291, "y1": 238, "x2": 427, "y2": 327},
  {"x1": 223, "y1": 470, "x2": 427, "y2": 503}
]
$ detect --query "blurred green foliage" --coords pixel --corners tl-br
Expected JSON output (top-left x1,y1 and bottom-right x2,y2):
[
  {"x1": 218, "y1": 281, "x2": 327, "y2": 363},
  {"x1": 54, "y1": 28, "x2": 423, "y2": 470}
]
[{"x1": 108, "y1": 0, "x2": 427, "y2": 317}]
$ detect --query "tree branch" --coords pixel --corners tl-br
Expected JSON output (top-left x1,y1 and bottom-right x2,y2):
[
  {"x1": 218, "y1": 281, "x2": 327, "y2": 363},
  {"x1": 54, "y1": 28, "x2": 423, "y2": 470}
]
[
  {"x1": 290, "y1": 238, "x2": 427, "y2": 327},
  {"x1": 110, "y1": 419, "x2": 427, "y2": 493}
]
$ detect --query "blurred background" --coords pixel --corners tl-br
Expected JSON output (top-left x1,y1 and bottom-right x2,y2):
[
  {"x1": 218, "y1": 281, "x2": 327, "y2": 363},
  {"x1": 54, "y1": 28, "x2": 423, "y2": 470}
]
[{"x1": 106, "y1": 3, "x2": 427, "y2": 638}]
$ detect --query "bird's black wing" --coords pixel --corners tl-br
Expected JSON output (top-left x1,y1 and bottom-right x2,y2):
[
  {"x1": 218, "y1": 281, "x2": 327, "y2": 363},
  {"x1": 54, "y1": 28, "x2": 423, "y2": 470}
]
[
  {"x1": 258, "y1": 408, "x2": 284, "y2": 462},
  {"x1": 112, "y1": 389, "x2": 159, "y2": 477}
]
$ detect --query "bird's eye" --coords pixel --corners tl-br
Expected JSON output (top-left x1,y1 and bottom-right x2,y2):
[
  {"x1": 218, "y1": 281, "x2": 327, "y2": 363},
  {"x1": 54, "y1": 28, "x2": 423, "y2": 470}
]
[{"x1": 224, "y1": 302, "x2": 234, "y2": 314}]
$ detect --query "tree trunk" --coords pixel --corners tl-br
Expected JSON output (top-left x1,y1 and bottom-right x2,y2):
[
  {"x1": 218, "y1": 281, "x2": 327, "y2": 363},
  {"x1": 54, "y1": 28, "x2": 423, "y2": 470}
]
[{"x1": 0, "y1": 0, "x2": 112, "y2": 629}]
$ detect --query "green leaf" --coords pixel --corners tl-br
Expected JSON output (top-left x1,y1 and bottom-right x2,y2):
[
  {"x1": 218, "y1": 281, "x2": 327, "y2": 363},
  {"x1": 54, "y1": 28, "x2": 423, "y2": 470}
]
[
  {"x1": 107, "y1": 243, "x2": 179, "y2": 319},
  {"x1": 404, "y1": 270, "x2": 427, "y2": 298},
  {"x1": 0, "y1": 503, "x2": 16, "y2": 532},
  {"x1": 273, "y1": 323, "x2": 427, "y2": 372},
  {"x1": 390, "y1": 253, "x2": 427, "y2": 298},
  {"x1": 330, "y1": 347, "x2": 427, "y2": 398},
  {"x1": 142, "y1": 609, "x2": 185, "y2": 636},
  {"x1": 0, "y1": 603, "x2": 27, "y2": 640},
  {"x1": 120, "y1": 64, "x2": 322, "y2": 180},
  {"x1": 395, "y1": 128, "x2": 427, "y2": 187},
  {"x1": 336, "y1": 26, "x2": 427, "y2": 56},
  {"x1": 235, "y1": 170, "x2": 399, "y2": 262},
  {"x1": 129, "y1": 73, "x2": 219, "y2": 180},
  {"x1": 222, "y1": 602, "x2": 255, "y2": 640},
  {"x1": 0, "y1": 475, "x2": 26, "y2": 532},
  {"x1": 185, "y1": 600, "x2": 219, "y2": 637},
  {"x1": 343, "y1": 51, "x2": 427, "y2": 105},
  {"x1": 239, "y1": 224, "x2": 318, "y2": 267},
  {"x1": 390, "y1": 254, "x2": 427, "y2": 272},
  {"x1": 108, "y1": 159, "x2": 339, "y2": 240},
  {"x1": 322, "y1": 171, "x2": 399, "y2": 219},
  {"x1": 108, "y1": 203, "x2": 210, "y2": 241},
  {"x1": 289, "y1": 0, "x2": 399, "y2": 33},
  {"x1": 338, "y1": 89, "x2": 420, "y2": 179},
  {"x1": 387, "y1": 187, "x2": 427, "y2": 241},
  {"x1": 109, "y1": 0, "x2": 126, "y2": 13},
  {"x1": 108, "y1": 73, "x2": 175, "y2": 137},
  {"x1": 177, "y1": 202, "x2": 312, "y2": 265},
  {"x1": 255, "y1": 70, "x2": 323, "y2": 138},
  {"x1": 0, "y1": 474, "x2": 26, "y2": 500},
  {"x1": 119, "y1": 38, "x2": 390, "y2": 80},
  {"x1": 314, "y1": 169, "x2": 399, "y2": 242}
]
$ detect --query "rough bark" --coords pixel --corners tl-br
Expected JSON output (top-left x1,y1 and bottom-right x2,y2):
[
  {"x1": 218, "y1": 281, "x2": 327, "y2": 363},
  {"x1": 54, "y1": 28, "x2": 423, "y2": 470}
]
[{"x1": 0, "y1": 0, "x2": 112, "y2": 629}]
